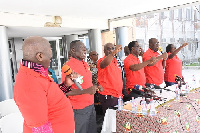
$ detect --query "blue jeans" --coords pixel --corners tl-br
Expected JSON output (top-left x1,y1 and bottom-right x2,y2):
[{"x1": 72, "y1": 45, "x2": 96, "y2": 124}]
[{"x1": 165, "y1": 81, "x2": 176, "y2": 87}]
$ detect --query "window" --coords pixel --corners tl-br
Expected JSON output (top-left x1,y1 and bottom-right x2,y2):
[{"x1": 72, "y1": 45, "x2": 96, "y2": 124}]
[
  {"x1": 160, "y1": 12, "x2": 167, "y2": 19},
  {"x1": 186, "y1": 8, "x2": 191, "y2": 21},
  {"x1": 170, "y1": 38, "x2": 175, "y2": 43},
  {"x1": 178, "y1": 9, "x2": 182, "y2": 21},
  {"x1": 194, "y1": 10, "x2": 198, "y2": 22},
  {"x1": 169, "y1": 10, "x2": 174, "y2": 21}
]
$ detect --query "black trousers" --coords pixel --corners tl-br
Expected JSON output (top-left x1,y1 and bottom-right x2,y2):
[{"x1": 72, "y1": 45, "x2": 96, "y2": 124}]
[{"x1": 98, "y1": 94, "x2": 118, "y2": 114}]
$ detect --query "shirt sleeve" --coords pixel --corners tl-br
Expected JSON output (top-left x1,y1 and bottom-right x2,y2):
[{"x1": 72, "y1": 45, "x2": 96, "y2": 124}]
[
  {"x1": 142, "y1": 52, "x2": 152, "y2": 62},
  {"x1": 59, "y1": 82, "x2": 72, "y2": 94},
  {"x1": 126, "y1": 58, "x2": 135, "y2": 69},
  {"x1": 97, "y1": 58, "x2": 103, "y2": 71}
]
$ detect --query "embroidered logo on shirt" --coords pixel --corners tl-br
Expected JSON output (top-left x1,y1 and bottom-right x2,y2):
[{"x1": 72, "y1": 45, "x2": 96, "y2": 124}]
[{"x1": 76, "y1": 76, "x2": 83, "y2": 84}]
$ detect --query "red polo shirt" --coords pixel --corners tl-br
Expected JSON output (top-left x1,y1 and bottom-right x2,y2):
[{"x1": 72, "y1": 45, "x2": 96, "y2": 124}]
[
  {"x1": 124, "y1": 54, "x2": 146, "y2": 94},
  {"x1": 14, "y1": 65, "x2": 75, "y2": 133},
  {"x1": 143, "y1": 48, "x2": 164, "y2": 86},
  {"x1": 97, "y1": 56, "x2": 123, "y2": 98},
  {"x1": 164, "y1": 52, "x2": 182, "y2": 82},
  {"x1": 62, "y1": 57, "x2": 94, "y2": 109}
]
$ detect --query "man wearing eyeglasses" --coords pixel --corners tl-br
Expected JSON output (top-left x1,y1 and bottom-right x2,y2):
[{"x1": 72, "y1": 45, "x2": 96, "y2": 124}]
[
  {"x1": 124, "y1": 41, "x2": 156, "y2": 99},
  {"x1": 88, "y1": 51, "x2": 99, "y2": 85},
  {"x1": 88, "y1": 51, "x2": 103, "y2": 114},
  {"x1": 97, "y1": 43, "x2": 123, "y2": 114},
  {"x1": 143, "y1": 38, "x2": 168, "y2": 86}
]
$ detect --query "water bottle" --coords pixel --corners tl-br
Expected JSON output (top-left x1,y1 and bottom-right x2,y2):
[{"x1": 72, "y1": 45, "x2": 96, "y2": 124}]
[
  {"x1": 185, "y1": 82, "x2": 189, "y2": 94},
  {"x1": 141, "y1": 98, "x2": 147, "y2": 115},
  {"x1": 118, "y1": 96, "x2": 123, "y2": 111},
  {"x1": 192, "y1": 75, "x2": 196, "y2": 88},
  {"x1": 149, "y1": 98, "x2": 156, "y2": 116},
  {"x1": 131, "y1": 97, "x2": 137, "y2": 113},
  {"x1": 176, "y1": 86, "x2": 180, "y2": 100},
  {"x1": 150, "y1": 84, "x2": 154, "y2": 89}
]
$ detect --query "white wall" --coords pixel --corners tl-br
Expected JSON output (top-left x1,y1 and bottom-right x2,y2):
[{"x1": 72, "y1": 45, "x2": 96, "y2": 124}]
[{"x1": 0, "y1": 12, "x2": 108, "y2": 29}]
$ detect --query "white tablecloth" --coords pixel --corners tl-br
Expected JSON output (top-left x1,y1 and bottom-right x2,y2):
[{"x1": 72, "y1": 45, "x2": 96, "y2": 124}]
[{"x1": 101, "y1": 109, "x2": 116, "y2": 133}]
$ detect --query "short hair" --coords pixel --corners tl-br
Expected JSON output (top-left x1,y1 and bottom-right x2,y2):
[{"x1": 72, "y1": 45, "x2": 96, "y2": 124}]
[
  {"x1": 124, "y1": 46, "x2": 129, "y2": 55},
  {"x1": 149, "y1": 38, "x2": 155, "y2": 44},
  {"x1": 166, "y1": 44, "x2": 173, "y2": 53},
  {"x1": 70, "y1": 40, "x2": 81, "y2": 49},
  {"x1": 128, "y1": 41, "x2": 138, "y2": 52},
  {"x1": 22, "y1": 36, "x2": 49, "y2": 60},
  {"x1": 89, "y1": 51, "x2": 96, "y2": 56},
  {"x1": 104, "y1": 43, "x2": 113, "y2": 49}
]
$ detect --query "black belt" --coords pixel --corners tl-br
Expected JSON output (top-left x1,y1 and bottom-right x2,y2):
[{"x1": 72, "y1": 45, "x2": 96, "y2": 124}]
[
  {"x1": 105, "y1": 95, "x2": 113, "y2": 99},
  {"x1": 100, "y1": 94, "x2": 114, "y2": 99}
]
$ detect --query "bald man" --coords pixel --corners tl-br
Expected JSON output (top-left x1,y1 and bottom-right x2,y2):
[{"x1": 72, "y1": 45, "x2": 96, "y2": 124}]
[
  {"x1": 143, "y1": 38, "x2": 168, "y2": 86},
  {"x1": 61, "y1": 40, "x2": 98, "y2": 133},
  {"x1": 97, "y1": 43, "x2": 123, "y2": 114},
  {"x1": 14, "y1": 36, "x2": 75, "y2": 133}
]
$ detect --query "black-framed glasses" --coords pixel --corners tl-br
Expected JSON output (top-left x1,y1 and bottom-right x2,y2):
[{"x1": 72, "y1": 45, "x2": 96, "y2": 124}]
[
  {"x1": 134, "y1": 45, "x2": 140, "y2": 48},
  {"x1": 106, "y1": 47, "x2": 115, "y2": 51},
  {"x1": 154, "y1": 42, "x2": 159, "y2": 44}
]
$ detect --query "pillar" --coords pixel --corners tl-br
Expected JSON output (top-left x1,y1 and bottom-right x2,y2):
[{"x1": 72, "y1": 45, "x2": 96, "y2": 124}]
[
  {"x1": 88, "y1": 29, "x2": 103, "y2": 58},
  {"x1": 14, "y1": 38, "x2": 23, "y2": 70},
  {"x1": 66, "y1": 34, "x2": 78, "y2": 51},
  {"x1": 115, "y1": 27, "x2": 129, "y2": 58},
  {"x1": 0, "y1": 26, "x2": 13, "y2": 101}
]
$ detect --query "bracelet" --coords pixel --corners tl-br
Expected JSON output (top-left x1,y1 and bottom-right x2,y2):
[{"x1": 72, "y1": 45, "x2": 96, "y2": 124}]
[{"x1": 59, "y1": 82, "x2": 72, "y2": 94}]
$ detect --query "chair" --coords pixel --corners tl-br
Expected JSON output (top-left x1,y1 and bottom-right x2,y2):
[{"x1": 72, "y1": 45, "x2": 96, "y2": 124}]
[
  {"x1": 0, "y1": 99, "x2": 20, "y2": 118},
  {"x1": 0, "y1": 112, "x2": 23, "y2": 133}
]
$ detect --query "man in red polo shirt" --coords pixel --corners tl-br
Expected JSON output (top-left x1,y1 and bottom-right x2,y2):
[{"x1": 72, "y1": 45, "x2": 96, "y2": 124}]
[
  {"x1": 97, "y1": 43, "x2": 123, "y2": 114},
  {"x1": 143, "y1": 38, "x2": 168, "y2": 86},
  {"x1": 164, "y1": 43, "x2": 189, "y2": 86},
  {"x1": 14, "y1": 36, "x2": 75, "y2": 133},
  {"x1": 61, "y1": 40, "x2": 97, "y2": 133},
  {"x1": 124, "y1": 41, "x2": 156, "y2": 99}
]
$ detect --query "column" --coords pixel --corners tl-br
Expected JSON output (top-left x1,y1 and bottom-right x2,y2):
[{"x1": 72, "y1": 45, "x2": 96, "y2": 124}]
[
  {"x1": 66, "y1": 34, "x2": 78, "y2": 51},
  {"x1": 14, "y1": 38, "x2": 23, "y2": 70},
  {"x1": 88, "y1": 29, "x2": 103, "y2": 58},
  {"x1": 0, "y1": 26, "x2": 13, "y2": 101},
  {"x1": 62, "y1": 36, "x2": 67, "y2": 62},
  {"x1": 115, "y1": 27, "x2": 129, "y2": 59}
]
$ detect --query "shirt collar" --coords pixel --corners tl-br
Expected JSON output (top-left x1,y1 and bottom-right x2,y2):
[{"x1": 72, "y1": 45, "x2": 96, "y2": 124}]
[
  {"x1": 148, "y1": 48, "x2": 158, "y2": 53},
  {"x1": 21, "y1": 59, "x2": 48, "y2": 77}
]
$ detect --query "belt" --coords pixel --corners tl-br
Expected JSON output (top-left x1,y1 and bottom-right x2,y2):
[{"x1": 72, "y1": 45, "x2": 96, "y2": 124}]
[
  {"x1": 103, "y1": 95, "x2": 113, "y2": 99},
  {"x1": 99, "y1": 93, "x2": 115, "y2": 99}
]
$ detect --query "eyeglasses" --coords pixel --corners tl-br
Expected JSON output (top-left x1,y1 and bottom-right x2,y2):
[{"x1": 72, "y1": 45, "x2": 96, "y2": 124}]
[
  {"x1": 106, "y1": 47, "x2": 115, "y2": 51},
  {"x1": 154, "y1": 42, "x2": 159, "y2": 44}
]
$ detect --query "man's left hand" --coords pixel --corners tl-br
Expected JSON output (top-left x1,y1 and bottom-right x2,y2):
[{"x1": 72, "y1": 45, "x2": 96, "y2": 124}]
[{"x1": 97, "y1": 85, "x2": 103, "y2": 92}]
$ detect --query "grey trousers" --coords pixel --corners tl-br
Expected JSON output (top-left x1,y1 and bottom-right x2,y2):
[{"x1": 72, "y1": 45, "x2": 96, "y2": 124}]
[{"x1": 73, "y1": 104, "x2": 97, "y2": 133}]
